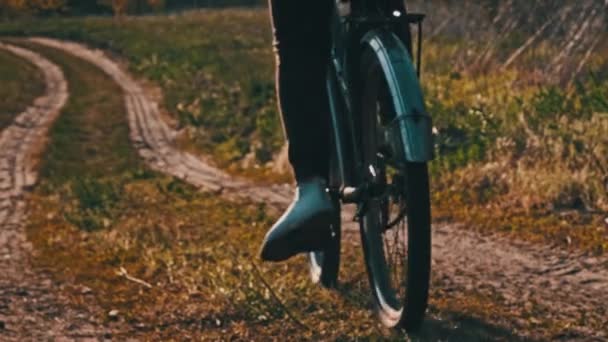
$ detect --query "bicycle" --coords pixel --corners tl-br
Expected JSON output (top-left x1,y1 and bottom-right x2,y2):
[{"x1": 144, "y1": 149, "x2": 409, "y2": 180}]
[{"x1": 307, "y1": 0, "x2": 433, "y2": 332}]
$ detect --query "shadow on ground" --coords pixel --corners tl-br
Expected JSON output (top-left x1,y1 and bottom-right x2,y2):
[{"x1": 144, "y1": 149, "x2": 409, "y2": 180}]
[
  {"x1": 416, "y1": 313, "x2": 527, "y2": 341},
  {"x1": 335, "y1": 277, "x2": 525, "y2": 341}
]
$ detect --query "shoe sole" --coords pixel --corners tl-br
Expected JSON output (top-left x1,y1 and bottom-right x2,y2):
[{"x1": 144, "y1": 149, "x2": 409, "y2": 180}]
[{"x1": 261, "y1": 209, "x2": 333, "y2": 262}]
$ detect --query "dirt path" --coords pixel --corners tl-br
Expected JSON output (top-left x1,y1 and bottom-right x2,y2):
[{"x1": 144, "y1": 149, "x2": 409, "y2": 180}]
[
  {"x1": 21, "y1": 38, "x2": 608, "y2": 340},
  {"x1": 28, "y1": 37, "x2": 291, "y2": 210},
  {"x1": 0, "y1": 43, "x2": 115, "y2": 341}
]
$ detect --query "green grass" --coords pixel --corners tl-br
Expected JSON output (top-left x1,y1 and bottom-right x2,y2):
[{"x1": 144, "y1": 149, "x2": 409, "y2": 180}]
[
  {"x1": 29, "y1": 44, "x2": 142, "y2": 185},
  {"x1": 0, "y1": 47, "x2": 45, "y2": 130}
]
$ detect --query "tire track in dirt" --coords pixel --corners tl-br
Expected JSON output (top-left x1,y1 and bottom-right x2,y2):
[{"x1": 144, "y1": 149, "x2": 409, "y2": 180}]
[
  {"x1": 30, "y1": 37, "x2": 608, "y2": 340},
  {"x1": 0, "y1": 43, "x2": 111, "y2": 341},
  {"x1": 29, "y1": 37, "x2": 291, "y2": 209}
]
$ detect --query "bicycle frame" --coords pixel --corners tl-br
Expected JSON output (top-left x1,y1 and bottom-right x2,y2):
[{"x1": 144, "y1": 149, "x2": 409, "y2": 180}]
[{"x1": 327, "y1": 0, "x2": 433, "y2": 193}]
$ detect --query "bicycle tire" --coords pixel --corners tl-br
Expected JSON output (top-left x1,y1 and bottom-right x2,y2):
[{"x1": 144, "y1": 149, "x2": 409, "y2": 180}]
[{"x1": 358, "y1": 45, "x2": 431, "y2": 332}]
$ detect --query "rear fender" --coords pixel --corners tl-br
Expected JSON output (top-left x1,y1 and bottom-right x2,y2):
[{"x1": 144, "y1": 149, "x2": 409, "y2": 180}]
[{"x1": 361, "y1": 29, "x2": 433, "y2": 163}]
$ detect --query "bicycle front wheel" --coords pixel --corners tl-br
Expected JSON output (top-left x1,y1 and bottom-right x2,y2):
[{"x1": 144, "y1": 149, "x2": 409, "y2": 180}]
[{"x1": 358, "y1": 45, "x2": 431, "y2": 332}]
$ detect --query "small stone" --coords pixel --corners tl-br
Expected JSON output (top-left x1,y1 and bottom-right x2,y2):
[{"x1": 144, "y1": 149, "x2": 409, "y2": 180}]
[{"x1": 108, "y1": 310, "x2": 119, "y2": 320}]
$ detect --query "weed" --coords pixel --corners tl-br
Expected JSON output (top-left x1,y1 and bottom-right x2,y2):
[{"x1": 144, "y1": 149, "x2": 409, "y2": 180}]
[{"x1": 65, "y1": 177, "x2": 122, "y2": 231}]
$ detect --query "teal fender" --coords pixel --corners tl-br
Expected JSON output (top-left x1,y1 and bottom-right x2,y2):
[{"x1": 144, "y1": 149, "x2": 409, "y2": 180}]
[{"x1": 361, "y1": 29, "x2": 434, "y2": 163}]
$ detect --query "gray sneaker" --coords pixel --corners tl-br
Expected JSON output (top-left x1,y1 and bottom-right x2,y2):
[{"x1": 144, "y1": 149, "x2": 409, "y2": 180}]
[{"x1": 260, "y1": 177, "x2": 334, "y2": 262}]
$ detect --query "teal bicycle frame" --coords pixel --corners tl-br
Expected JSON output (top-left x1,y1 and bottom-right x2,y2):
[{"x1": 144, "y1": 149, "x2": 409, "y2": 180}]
[{"x1": 327, "y1": 0, "x2": 433, "y2": 192}]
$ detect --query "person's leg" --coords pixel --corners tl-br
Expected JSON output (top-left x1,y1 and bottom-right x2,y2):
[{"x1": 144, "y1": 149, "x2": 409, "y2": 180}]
[
  {"x1": 269, "y1": 0, "x2": 332, "y2": 182},
  {"x1": 260, "y1": 0, "x2": 334, "y2": 262}
]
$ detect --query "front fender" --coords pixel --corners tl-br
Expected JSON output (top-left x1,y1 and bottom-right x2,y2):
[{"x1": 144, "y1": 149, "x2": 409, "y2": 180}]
[{"x1": 361, "y1": 29, "x2": 433, "y2": 163}]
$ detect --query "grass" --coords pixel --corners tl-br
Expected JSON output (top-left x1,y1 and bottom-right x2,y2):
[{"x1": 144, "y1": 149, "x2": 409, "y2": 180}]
[
  {"x1": 0, "y1": 47, "x2": 45, "y2": 130},
  {"x1": 16, "y1": 42, "x2": 394, "y2": 340},
  {"x1": 1, "y1": 10, "x2": 606, "y2": 254},
  {"x1": 20, "y1": 40, "x2": 580, "y2": 340},
  {"x1": 19, "y1": 41, "x2": 576, "y2": 340},
  {"x1": 0, "y1": 10, "x2": 283, "y2": 180},
  {"x1": 427, "y1": 69, "x2": 608, "y2": 254}
]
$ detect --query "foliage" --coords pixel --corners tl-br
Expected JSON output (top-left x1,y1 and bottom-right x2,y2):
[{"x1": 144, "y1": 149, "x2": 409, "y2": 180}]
[
  {"x1": 66, "y1": 177, "x2": 123, "y2": 231},
  {"x1": 409, "y1": 0, "x2": 608, "y2": 85},
  {"x1": 412, "y1": 4, "x2": 608, "y2": 220}
]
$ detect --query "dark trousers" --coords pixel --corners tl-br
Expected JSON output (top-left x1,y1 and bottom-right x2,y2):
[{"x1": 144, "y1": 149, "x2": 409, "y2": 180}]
[{"x1": 269, "y1": 0, "x2": 332, "y2": 182}]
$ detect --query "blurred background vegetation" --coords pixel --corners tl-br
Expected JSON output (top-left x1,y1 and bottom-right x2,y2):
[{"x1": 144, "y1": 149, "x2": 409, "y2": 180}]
[
  {"x1": 0, "y1": 0, "x2": 265, "y2": 17},
  {"x1": 1, "y1": 0, "x2": 607, "y2": 250}
]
